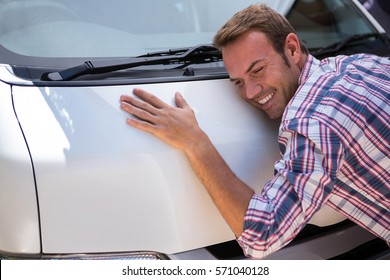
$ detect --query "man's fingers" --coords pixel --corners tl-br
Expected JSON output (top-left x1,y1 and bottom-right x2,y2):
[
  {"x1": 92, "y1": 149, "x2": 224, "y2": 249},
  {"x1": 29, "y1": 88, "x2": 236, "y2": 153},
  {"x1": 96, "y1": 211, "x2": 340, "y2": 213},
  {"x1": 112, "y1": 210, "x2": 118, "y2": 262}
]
[
  {"x1": 120, "y1": 95, "x2": 159, "y2": 124},
  {"x1": 126, "y1": 117, "x2": 155, "y2": 134},
  {"x1": 132, "y1": 88, "x2": 167, "y2": 109},
  {"x1": 120, "y1": 89, "x2": 193, "y2": 135},
  {"x1": 120, "y1": 94, "x2": 156, "y2": 113},
  {"x1": 174, "y1": 92, "x2": 190, "y2": 109},
  {"x1": 120, "y1": 88, "x2": 201, "y2": 151}
]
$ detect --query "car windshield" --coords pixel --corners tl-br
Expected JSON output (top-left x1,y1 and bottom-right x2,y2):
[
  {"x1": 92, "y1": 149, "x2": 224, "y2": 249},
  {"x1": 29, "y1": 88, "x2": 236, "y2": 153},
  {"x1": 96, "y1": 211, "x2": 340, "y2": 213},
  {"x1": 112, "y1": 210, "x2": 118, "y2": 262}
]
[
  {"x1": 0, "y1": 0, "x2": 376, "y2": 63},
  {"x1": 0, "y1": 0, "x2": 293, "y2": 58}
]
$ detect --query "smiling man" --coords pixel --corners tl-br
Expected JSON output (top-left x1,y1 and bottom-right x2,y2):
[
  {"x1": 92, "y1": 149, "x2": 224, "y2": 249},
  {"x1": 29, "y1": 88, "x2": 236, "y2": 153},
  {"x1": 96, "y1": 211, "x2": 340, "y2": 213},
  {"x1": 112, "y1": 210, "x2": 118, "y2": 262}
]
[{"x1": 120, "y1": 4, "x2": 390, "y2": 258}]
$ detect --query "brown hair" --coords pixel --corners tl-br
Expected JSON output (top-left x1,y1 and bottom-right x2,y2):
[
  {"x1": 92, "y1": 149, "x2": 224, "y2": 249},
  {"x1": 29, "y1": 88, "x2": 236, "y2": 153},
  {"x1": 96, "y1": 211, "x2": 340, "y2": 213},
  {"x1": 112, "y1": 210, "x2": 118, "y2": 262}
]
[{"x1": 213, "y1": 4, "x2": 307, "y2": 60}]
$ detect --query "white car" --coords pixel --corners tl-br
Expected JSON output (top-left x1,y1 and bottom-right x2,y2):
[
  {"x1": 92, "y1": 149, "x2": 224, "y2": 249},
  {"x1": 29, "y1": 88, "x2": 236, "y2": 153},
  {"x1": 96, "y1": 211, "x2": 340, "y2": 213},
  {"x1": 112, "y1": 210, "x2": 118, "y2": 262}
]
[{"x1": 1, "y1": 0, "x2": 389, "y2": 260}]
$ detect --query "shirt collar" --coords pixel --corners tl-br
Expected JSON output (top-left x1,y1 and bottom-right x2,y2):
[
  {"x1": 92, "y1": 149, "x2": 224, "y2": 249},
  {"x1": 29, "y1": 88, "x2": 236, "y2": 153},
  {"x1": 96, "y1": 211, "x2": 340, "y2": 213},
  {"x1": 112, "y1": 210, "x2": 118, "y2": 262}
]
[{"x1": 298, "y1": 54, "x2": 321, "y2": 86}]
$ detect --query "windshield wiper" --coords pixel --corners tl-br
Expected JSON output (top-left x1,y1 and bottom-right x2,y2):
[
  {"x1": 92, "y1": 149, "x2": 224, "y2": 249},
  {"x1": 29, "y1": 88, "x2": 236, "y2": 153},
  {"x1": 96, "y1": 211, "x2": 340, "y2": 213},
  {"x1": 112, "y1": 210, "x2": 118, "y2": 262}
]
[
  {"x1": 42, "y1": 45, "x2": 221, "y2": 81},
  {"x1": 311, "y1": 33, "x2": 384, "y2": 57}
]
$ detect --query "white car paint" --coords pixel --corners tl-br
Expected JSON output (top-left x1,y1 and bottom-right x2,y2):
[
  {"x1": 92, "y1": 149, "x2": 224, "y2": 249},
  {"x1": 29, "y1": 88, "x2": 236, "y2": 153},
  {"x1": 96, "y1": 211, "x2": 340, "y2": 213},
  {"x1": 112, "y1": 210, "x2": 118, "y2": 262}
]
[{"x1": 11, "y1": 79, "x2": 280, "y2": 254}]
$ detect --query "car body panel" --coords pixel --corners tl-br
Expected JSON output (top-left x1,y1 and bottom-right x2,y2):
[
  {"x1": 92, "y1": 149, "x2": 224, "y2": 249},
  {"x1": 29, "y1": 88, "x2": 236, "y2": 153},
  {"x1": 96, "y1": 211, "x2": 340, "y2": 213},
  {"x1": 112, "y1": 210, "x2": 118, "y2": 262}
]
[
  {"x1": 11, "y1": 79, "x2": 282, "y2": 254},
  {"x1": 0, "y1": 80, "x2": 40, "y2": 255}
]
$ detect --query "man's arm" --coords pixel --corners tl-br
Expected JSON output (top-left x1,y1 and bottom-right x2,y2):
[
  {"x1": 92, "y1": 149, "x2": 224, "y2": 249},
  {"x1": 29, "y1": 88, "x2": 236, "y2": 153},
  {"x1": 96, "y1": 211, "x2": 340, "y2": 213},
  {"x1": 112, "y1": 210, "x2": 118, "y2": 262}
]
[{"x1": 120, "y1": 88, "x2": 254, "y2": 236}]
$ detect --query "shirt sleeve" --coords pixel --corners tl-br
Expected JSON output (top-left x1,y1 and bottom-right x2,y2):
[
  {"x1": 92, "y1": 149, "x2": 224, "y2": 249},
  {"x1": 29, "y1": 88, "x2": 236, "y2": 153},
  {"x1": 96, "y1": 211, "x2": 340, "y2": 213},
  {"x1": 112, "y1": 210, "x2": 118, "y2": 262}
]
[{"x1": 237, "y1": 118, "x2": 345, "y2": 259}]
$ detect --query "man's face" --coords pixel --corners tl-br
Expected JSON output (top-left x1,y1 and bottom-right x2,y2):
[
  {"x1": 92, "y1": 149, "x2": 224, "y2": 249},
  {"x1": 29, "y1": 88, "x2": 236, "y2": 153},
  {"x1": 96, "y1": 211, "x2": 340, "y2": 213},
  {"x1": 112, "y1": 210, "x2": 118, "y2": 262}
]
[{"x1": 222, "y1": 31, "x2": 302, "y2": 119}]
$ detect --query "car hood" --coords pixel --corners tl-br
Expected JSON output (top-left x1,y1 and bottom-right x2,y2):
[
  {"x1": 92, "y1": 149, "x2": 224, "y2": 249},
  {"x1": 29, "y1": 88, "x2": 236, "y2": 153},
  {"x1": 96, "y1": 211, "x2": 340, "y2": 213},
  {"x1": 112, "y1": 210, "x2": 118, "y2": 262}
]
[{"x1": 11, "y1": 77, "x2": 282, "y2": 255}]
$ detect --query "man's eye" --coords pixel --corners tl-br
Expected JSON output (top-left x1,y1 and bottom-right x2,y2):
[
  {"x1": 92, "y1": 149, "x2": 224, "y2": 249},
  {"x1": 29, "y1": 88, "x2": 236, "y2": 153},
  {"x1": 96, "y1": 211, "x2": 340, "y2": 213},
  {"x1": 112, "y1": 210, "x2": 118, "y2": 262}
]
[
  {"x1": 253, "y1": 67, "x2": 263, "y2": 74},
  {"x1": 234, "y1": 81, "x2": 243, "y2": 88}
]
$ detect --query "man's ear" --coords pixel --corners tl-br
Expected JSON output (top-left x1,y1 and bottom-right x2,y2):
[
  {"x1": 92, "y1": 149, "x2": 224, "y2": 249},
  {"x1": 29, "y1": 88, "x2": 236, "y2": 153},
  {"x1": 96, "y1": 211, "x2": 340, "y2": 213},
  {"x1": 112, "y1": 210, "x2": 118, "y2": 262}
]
[{"x1": 285, "y1": 33, "x2": 301, "y2": 63}]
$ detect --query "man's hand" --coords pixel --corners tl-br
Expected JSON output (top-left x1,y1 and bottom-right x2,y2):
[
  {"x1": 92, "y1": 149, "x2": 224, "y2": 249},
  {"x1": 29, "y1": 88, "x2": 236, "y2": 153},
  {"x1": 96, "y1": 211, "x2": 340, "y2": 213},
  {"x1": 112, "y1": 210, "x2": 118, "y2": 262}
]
[
  {"x1": 120, "y1": 88, "x2": 254, "y2": 237},
  {"x1": 120, "y1": 88, "x2": 207, "y2": 153}
]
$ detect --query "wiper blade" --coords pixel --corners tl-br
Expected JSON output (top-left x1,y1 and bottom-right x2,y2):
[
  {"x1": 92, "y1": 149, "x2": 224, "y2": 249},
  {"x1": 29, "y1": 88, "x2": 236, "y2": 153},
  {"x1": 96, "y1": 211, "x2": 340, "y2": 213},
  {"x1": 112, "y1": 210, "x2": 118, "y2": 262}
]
[
  {"x1": 42, "y1": 45, "x2": 221, "y2": 81},
  {"x1": 312, "y1": 33, "x2": 382, "y2": 57}
]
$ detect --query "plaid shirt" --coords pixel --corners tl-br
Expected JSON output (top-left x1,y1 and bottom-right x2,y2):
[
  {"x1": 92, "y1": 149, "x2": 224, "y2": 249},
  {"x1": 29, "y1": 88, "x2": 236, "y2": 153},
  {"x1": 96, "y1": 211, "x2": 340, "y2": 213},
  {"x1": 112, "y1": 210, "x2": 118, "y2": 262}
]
[{"x1": 237, "y1": 54, "x2": 390, "y2": 258}]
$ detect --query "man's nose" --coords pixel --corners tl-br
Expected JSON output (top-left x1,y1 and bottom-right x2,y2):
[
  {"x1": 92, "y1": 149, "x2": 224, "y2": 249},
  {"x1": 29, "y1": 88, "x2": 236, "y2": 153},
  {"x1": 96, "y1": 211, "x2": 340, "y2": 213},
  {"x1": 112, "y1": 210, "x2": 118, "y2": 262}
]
[{"x1": 245, "y1": 82, "x2": 262, "y2": 100}]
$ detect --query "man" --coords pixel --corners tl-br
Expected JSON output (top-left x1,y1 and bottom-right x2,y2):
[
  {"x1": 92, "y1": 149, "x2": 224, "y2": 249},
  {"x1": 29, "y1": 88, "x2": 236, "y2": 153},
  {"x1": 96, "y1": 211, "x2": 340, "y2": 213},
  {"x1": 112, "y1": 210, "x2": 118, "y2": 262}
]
[{"x1": 120, "y1": 4, "x2": 390, "y2": 258}]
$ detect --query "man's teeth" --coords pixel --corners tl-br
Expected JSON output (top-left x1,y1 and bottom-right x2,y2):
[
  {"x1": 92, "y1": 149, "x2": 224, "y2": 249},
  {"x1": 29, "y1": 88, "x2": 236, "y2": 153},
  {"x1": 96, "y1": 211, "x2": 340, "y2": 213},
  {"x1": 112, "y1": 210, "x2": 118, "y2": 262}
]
[{"x1": 258, "y1": 91, "x2": 275, "y2": 105}]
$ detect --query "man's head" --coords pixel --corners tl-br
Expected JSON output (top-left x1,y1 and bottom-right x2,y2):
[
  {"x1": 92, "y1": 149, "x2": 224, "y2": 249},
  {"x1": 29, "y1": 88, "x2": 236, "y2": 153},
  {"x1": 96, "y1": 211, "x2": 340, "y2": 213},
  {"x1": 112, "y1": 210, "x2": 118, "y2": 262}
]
[
  {"x1": 213, "y1": 4, "x2": 307, "y2": 66},
  {"x1": 213, "y1": 4, "x2": 308, "y2": 119}
]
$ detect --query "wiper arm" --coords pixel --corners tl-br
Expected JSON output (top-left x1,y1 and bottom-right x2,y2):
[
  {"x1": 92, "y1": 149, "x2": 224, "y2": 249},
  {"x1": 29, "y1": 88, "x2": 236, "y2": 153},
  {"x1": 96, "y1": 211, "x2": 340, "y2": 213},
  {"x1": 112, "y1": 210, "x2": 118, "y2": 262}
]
[
  {"x1": 42, "y1": 45, "x2": 221, "y2": 81},
  {"x1": 312, "y1": 33, "x2": 382, "y2": 57}
]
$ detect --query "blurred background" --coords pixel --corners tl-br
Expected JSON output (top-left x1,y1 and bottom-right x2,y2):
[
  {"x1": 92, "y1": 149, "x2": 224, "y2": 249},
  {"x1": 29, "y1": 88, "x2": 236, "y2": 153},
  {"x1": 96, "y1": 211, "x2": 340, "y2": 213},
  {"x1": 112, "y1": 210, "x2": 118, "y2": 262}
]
[{"x1": 359, "y1": 0, "x2": 390, "y2": 33}]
